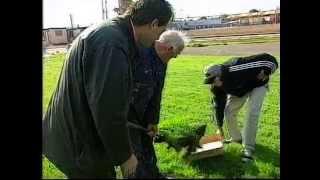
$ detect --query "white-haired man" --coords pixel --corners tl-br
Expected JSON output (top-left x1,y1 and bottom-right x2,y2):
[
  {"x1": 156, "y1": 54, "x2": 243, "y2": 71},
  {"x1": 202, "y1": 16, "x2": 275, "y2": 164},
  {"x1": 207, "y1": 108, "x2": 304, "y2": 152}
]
[{"x1": 128, "y1": 30, "x2": 188, "y2": 178}]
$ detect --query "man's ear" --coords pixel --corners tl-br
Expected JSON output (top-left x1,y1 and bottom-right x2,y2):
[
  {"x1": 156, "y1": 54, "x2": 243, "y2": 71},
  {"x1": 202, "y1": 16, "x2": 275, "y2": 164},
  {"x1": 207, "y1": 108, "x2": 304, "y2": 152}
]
[{"x1": 150, "y1": 19, "x2": 159, "y2": 29}]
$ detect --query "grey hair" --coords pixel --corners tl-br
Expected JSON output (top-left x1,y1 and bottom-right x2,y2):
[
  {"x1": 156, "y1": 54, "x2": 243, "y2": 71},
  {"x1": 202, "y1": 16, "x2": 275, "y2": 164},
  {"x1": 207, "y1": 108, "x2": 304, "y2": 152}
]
[{"x1": 158, "y1": 30, "x2": 190, "y2": 52}]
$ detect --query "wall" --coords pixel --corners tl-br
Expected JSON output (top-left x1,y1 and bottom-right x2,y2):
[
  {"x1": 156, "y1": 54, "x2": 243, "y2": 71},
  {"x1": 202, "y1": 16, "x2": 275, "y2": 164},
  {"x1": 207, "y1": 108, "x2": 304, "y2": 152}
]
[
  {"x1": 42, "y1": 31, "x2": 49, "y2": 47},
  {"x1": 185, "y1": 23, "x2": 280, "y2": 38},
  {"x1": 47, "y1": 29, "x2": 68, "y2": 45}
]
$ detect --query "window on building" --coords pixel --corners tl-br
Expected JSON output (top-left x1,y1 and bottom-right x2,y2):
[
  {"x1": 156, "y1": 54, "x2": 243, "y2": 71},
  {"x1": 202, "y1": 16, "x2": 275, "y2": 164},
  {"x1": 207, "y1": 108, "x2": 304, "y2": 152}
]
[{"x1": 55, "y1": 30, "x2": 63, "y2": 36}]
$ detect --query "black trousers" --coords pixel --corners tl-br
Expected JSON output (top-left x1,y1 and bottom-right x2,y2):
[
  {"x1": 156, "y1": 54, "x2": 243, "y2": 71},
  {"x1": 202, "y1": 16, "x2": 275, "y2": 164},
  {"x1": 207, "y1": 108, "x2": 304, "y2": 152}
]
[{"x1": 128, "y1": 126, "x2": 161, "y2": 178}]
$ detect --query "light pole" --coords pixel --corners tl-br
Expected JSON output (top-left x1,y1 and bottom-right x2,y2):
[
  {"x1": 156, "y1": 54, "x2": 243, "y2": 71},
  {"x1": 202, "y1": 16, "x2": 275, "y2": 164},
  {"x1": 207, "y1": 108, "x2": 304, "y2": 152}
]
[
  {"x1": 102, "y1": 0, "x2": 108, "y2": 20},
  {"x1": 69, "y1": 14, "x2": 74, "y2": 41}
]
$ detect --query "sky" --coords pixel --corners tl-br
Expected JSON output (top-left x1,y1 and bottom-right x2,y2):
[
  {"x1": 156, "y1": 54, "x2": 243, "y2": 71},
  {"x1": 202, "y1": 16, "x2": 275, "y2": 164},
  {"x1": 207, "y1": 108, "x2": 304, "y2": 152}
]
[{"x1": 43, "y1": 0, "x2": 280, "y2": 28}]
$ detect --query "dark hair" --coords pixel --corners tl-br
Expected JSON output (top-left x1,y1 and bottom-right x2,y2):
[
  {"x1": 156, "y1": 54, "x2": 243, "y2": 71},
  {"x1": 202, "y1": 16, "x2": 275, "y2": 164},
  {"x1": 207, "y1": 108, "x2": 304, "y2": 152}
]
[
  {"x1": 204, "y1": 75, "x2": 216, "y2": 84},
  {"x1": 124, "y1": 0, "x2": 174, "y2": 26}
]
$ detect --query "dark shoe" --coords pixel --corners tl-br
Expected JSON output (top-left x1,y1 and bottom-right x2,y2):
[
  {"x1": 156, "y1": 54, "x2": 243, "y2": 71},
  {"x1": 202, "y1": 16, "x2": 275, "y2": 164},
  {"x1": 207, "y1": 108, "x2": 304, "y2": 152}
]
[
  {"x1": 241, "y1": 149, "x2": 254, "y2": 163},
  {"x1": 158, "y1": 173, "x2": 175, "y2": 179}
]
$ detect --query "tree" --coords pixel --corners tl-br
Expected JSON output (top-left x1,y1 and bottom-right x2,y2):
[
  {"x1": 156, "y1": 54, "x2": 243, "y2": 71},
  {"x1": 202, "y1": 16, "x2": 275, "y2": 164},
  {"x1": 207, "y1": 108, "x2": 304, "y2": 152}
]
[
  {"x1": 115, "y1": 0, "x2": 134, "y2": 15},
  {"x1": 199, "y1": 16, "x2": 207, "y2": 20},
  {"x1": 249, "y1": 9, "x2": 259, "y2": 13},
  {"x1": 220, "y1": 14, "x2": 228, "y2": 18},
  {"x1": 220, "y1": 14, "x2": 229, "y2": 23}
]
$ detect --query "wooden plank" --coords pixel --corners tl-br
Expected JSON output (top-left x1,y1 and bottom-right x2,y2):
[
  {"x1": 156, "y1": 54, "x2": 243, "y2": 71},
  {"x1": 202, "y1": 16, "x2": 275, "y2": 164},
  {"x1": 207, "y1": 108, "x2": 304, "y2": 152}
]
[
  {"x1": 187, "y1": 135, "x2": 224, "y2": 161},
  {"x1": 199, "y1": 134, "x2": 224, "y2": 145}
]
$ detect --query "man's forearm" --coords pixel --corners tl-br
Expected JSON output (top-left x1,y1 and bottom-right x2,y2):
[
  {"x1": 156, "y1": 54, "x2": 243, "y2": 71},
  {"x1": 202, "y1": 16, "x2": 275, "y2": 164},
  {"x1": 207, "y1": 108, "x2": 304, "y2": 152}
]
[{"x1": 213, "y1": 86, "x2": 227, "y2": 128}]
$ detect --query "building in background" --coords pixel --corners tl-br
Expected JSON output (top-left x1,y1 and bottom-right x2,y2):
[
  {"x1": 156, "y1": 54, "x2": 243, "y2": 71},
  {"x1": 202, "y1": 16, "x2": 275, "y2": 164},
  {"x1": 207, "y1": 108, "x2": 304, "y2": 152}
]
[
  {"x1": 225, "y1": 9, "x2": 280, "y2": 26},
  {"x1": 67, "y1": 26, "x2": 87, "y2": 43},
  {"x1": 42, "y1": 29, "x2": 49, "y2": 47},
  {"x1": 43, "y1": 7, "x2": 280, "y2": 47},
  {"x1": 42, "y1": 28, "x2": 68, "y2": 46},
  {"x1": 43, "y1": 27, "x2": 88, "y2": 47},
  {"x1": 169, "y1": 16, "x2": 223, "y2": 30},
  {"x1": 169, "y1": 9, "x2": 280, "y2": 30}
]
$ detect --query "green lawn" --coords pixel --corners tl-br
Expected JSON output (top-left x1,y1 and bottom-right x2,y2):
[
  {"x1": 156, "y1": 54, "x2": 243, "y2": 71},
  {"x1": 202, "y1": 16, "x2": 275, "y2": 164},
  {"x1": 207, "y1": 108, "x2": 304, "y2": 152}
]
[{"x1": 42, "y1": 54, "x2": 280, "y2": 179}]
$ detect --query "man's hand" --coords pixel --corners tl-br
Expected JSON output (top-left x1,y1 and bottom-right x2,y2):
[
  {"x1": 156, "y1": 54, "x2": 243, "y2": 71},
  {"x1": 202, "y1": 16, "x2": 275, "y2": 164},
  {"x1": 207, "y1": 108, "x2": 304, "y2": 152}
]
[
  {"x1": 120, "y1": 154, "x2": 138, "y2": 178},
  {"x1": 216, "y1": 127, "x2": 225, "y2": 139},
  {"x1": 147, "y1": 124, "x2": 158, "y2": 138}
]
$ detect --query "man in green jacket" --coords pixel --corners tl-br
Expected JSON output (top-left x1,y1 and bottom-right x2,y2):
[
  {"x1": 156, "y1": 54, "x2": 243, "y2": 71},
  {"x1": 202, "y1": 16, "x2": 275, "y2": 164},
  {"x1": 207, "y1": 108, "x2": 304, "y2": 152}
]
[{"x1": 42, "y1": 0, "x2": 174, "y2": 178}]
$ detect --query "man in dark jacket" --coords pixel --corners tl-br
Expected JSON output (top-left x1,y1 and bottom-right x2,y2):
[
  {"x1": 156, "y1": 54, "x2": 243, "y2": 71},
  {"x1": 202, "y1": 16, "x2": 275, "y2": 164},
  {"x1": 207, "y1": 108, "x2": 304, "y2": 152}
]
[
  {"x1": 42, "y1": 0, "x2": 174, "y2": 178},
  {"x1": 128, "y1": 30, "x2": 187, "y2": 178},
  {"x1": 204, "y1": 53, "x2": 278, "y2": 163}
]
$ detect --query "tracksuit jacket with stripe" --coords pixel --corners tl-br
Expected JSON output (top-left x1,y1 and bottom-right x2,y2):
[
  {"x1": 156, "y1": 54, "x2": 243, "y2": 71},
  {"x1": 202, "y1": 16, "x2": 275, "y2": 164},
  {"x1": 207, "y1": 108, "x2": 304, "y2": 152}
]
[{"x1": 210, "y1": 53, "x2": 278, "y2": 127}]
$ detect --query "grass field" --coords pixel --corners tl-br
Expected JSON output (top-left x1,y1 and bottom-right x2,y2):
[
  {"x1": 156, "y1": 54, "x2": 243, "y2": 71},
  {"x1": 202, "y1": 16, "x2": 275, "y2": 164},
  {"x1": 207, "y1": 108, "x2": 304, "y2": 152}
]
[
  {"x1": 188, "y1": 35, "x2": 280, "y2": 47},
  {"x1": 42, "y1": 53, "x2": 280, "y2": 179}
]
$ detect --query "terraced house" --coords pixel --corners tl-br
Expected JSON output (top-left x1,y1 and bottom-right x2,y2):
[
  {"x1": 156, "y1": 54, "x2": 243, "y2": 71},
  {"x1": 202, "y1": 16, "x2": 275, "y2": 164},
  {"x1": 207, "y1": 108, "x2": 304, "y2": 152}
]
[{"x1": 42, "y1": 26, "x2": 87, "y2": 47}]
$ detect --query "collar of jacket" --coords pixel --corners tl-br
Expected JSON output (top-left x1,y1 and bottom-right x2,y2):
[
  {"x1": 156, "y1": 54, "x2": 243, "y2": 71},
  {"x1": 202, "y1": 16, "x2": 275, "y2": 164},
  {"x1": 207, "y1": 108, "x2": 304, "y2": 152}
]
[
  {"x1": 150, "y1": 46, "x2": 165, "y2": 66},
  {"x1": 112, "y1": 16, "x2": 140, "y2": 61}
]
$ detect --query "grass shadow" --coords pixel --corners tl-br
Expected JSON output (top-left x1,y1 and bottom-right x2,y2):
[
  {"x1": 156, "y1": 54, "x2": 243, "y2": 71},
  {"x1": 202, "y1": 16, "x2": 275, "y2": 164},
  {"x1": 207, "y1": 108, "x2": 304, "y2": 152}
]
[
  {"x1": 186, "y1": 143, "x2": 280, "y2": 178},
  {"x1": 255, "y1": 143, "x2": 280, "y2": 167},
  {"x1": 188, "y1": 145, "x2": 260, "y2": 178}
]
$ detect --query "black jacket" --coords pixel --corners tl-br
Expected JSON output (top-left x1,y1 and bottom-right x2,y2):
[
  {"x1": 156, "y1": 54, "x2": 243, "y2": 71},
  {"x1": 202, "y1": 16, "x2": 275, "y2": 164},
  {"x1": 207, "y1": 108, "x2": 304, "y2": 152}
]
[
  {"x1": 129, "y1": 47, "x2": 167, "y2": 127},
  {"x1": 42, "y1": 16, "x2": 140, "y2": 173},
  {"x1": 211, "y1": 53, "x2": 278, "y2": 127}
]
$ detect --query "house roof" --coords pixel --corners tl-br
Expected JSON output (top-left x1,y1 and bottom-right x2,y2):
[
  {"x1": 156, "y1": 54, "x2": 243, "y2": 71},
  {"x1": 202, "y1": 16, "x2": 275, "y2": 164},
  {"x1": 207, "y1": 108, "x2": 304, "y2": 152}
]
[
  {"x1": 68, "y1": 27, "x2": 88, "y2": 30},
  {"x1": 227, "y1": 10, "x2": 280, "y2": 19},
  {"x1": 44, "y1": 27, "x2": 68, "y2": 30},
  {"x1": 43, "y1": 26, "x2": 88, "y2": 31}
]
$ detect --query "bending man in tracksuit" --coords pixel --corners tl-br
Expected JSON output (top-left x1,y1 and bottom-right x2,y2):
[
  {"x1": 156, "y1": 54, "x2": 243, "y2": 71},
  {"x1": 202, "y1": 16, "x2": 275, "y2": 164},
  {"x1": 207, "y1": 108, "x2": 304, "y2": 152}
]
[
  {"x1": 128, "y1": 30, "x2": 187, "y2": 178},
  {"x1": 204, "y1": 53, "x2": 278, "y2": 162}
]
